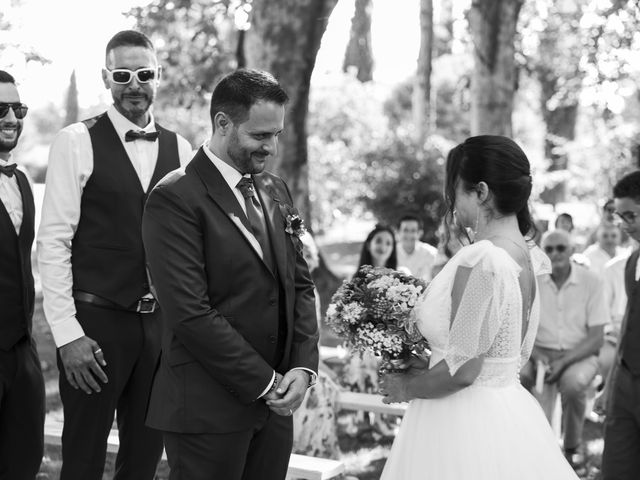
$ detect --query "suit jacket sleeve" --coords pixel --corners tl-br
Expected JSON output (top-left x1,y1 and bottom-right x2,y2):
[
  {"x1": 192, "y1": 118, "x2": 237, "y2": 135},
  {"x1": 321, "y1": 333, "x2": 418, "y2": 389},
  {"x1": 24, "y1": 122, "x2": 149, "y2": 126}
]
[
  {"x1": 143, "y1": 183, "x2": 274, "y2": 404},
  {"x1": 281, "y1": 180, "x2": 320, "y2": 375}
]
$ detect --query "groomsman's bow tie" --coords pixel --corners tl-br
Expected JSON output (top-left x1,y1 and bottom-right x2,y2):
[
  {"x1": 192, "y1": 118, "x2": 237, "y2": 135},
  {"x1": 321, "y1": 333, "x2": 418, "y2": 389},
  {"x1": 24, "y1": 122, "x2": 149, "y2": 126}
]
[
  {"x1": 0, "y1": 163, "x2": 17, "y2": 177},
  {"x1": 125, "y1": 130, "x2": 160, "y2": 142}
]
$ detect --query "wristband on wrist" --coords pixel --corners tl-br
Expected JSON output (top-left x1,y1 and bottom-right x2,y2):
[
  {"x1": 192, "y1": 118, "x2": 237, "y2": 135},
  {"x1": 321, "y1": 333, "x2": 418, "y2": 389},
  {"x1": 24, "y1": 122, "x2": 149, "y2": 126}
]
[{"x1": 267, "y1": 375, "x2": 279, "y2": 395}]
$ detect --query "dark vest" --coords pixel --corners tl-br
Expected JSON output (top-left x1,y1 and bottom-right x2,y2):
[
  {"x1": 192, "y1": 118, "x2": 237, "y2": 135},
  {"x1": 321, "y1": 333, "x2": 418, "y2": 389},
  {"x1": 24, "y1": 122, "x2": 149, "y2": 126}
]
[
  {"x1": 71, "y1": 113, "x2": 180, "y2": 307},
  {"x1": 621, "y1": 250, "x2": 640, "y2": 374},
  {"x1": 0, "y1": 169, "x2": 35, "y2": 350}
]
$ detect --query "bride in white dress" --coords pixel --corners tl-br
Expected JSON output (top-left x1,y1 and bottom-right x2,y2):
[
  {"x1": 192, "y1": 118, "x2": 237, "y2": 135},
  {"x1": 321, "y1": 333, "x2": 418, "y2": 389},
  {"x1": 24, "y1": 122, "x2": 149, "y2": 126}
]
[{"x1": 380, "y1": 136, "x2": 579, "y2": 479}]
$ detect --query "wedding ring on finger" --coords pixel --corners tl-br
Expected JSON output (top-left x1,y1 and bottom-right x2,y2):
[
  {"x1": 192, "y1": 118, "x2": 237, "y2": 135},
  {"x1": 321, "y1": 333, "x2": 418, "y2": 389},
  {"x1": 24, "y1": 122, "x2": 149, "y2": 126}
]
[{"x1": 93, "y1": 348, "x2": 102, "y2": 355}]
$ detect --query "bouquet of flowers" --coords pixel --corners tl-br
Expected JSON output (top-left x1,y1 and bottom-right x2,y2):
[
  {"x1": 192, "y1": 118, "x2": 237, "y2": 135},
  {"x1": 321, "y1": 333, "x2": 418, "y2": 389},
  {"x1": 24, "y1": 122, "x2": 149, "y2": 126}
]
[{"x1": 326, "y1": 265, "x2": 430, "y2": 371}]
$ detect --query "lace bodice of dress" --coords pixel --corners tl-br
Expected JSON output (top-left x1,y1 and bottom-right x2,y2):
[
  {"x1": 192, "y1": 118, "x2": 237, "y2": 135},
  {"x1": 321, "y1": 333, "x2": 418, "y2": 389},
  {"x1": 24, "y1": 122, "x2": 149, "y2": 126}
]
[{"x1": 414, "y1": 240, "x2": 551, "y2": 387}]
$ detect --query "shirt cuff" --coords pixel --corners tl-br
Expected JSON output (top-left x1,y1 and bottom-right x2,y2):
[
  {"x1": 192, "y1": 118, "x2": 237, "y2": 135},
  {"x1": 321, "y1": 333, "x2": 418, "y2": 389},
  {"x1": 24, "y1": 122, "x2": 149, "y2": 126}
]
[
  {"x1": 50, "y1": 317, "x2": 86, "y2": 348},
  {"x1": 257, "y1": 371, "x2": 276, "y2": 399},
  {"x1": 290, "y1": 367, "x2": 318, "y2": 387}
]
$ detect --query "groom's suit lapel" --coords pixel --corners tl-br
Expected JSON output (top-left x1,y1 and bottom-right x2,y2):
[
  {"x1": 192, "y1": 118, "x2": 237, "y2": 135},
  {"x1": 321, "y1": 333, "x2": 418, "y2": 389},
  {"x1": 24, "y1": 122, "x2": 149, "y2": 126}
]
[
  {"x1": 254, "y1": 174, "x2": 288, "y2": 281},
  {"x1": 192, "y1": 149, "x2": 268, "y2": 268}
]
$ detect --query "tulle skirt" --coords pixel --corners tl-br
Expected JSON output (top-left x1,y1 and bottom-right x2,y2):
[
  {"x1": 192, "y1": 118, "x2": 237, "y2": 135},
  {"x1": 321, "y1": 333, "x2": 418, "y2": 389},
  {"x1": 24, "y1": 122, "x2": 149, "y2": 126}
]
[{"x1": 380, "y1": 383, "x2": 579, "y2": 480}]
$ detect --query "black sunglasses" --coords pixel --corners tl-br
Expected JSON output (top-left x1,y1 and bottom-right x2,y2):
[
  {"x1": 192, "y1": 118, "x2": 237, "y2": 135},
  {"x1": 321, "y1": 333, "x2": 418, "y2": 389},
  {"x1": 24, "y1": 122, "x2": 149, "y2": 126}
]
[
  {"x1": 544, "y1": 245, "x2": 568, "y2": 254},
  {"x1": 0, "y1": 102, "x2": 28, "y2": 119}
]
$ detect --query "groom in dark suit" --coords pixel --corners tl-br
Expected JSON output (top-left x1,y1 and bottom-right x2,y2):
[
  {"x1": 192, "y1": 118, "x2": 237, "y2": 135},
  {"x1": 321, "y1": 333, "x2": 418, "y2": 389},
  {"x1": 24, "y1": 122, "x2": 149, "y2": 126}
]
[
  {"x1": 142, "y1": 69, "x2": 319, "y2": 480},
  {"x1": 0, "y1": 70, "x2": 45, "y2": 479}
]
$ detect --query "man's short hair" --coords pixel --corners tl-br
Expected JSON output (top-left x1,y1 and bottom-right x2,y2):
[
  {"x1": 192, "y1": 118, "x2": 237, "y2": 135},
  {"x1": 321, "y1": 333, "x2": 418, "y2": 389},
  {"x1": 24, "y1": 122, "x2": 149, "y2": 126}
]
[
  {"x1": 209, "y1": 68, "x2": 288, "y2": 130},
  {"x1": 613, "y1": 171, "x2": 640, "y2": 203},
  {"x1": 0, "y1": 70, "x2": 16, "y2": 84},
  {"x1": 105, "y1": 30, "x2": 155, "y2": 58},
  {"x1": 398, "y1": 214, "x2": 423, "y2": 230},
  {"x1": 541, "y1": 229, "x2": 572, "y2": 248}
]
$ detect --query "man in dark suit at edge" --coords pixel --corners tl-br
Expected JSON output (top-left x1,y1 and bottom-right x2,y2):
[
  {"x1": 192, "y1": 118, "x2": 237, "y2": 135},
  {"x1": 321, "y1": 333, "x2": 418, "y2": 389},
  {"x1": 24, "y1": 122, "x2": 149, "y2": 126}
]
[
  {"x1": 0, "y1": 69, "x2": 45, "y2": 480},
  {"x1": 602, "y1": 171, "x2": 640, "y2": 479}
]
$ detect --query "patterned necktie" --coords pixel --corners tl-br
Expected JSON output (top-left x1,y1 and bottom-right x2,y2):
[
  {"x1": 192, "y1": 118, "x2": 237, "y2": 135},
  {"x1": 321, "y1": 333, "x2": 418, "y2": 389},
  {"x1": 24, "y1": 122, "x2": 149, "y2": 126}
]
[
  {"x1": 124, "y1": 130, "x2": 160, "y2": 142},
  {"x1": 236, "y1": 177, "x2": 274, "y2": 271},
  {"x1": 0, "y1": 163, "x2": 17, "y2": 177}
]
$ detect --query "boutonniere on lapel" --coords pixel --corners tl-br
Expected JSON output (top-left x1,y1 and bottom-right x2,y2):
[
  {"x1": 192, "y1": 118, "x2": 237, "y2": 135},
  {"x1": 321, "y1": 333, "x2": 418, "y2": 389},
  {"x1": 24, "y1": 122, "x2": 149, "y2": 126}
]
[
  {"x1": 277, "y1": 203, "x2": 307, "y2": 238},
  {"x1": 285, "y1": 210, "x2": 307, "y2": 238}
]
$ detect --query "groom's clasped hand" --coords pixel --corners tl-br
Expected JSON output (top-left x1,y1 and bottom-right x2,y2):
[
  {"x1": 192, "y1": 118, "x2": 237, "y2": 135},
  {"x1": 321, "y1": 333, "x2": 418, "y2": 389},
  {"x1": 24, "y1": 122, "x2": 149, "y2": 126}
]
[{"x1": 264, "y1": 370, "x2": 311, "y2": 416}]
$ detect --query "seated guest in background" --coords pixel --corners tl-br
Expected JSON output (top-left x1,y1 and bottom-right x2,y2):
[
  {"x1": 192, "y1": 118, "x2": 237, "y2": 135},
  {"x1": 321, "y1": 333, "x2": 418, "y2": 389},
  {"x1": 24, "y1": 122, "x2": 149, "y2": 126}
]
[
  {"x1": 583, "y1": 224, "x2": 623, "y2": 275},
  {"x1": 587, "y1": 198, "x2": 630, "y2": 247},
  {"x1": 0, "y1": 70, "x2": 45, "y2": 479},
  {"x1": 343, "y1": 224, "x2": 400, "y2": 436},
  {"x1": 555, "y1": 212, "x2": 575, "y2": 233},
  {"x1": 356, "y1": 223, "x2": 398, "y2": 273},
  {"x1": 553, "y1": 212, "x2": 592, "y2": 267},
  {"x1": 532, "y1": 218, "x2": 549, "y2": 246},
  {"x1": 396, "y1": 214, "x2": 437, "y2": 281},
  {"x1": 520, "y1": 229, "x2": 606, "y2": 471}
]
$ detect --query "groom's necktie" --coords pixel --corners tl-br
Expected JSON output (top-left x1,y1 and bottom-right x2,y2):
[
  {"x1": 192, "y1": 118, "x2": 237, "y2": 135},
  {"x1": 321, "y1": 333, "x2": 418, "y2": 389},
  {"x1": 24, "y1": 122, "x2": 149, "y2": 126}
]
[{"x1": 237, "y1": 177, "x2": 274, "y2": 271}]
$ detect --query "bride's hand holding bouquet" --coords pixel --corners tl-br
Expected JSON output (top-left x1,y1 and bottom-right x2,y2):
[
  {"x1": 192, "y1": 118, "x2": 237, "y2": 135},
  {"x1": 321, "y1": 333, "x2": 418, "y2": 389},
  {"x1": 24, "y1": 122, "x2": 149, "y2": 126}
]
[{"x1": 326, "y1": 265, "x2": 430, "y2": 402}]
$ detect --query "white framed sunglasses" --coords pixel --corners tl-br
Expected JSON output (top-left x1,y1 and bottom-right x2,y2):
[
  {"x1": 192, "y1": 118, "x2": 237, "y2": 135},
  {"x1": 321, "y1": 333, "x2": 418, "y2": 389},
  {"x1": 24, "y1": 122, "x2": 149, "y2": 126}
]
[{"x1": 106, "y1": 67, "x2": 159, "y2": 84}]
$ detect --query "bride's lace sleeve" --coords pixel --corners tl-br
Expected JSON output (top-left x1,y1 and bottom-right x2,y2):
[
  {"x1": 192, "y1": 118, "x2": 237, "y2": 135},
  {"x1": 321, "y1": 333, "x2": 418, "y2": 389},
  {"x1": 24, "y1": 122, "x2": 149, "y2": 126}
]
[{"x1": 443, "y1": 258, "x2": 509, "y2": 375}]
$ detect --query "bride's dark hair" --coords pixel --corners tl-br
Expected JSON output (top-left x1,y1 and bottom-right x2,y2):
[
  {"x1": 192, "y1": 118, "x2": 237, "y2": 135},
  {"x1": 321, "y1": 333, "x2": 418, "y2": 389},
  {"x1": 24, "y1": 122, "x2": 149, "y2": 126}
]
[{"x1": 444, "y1": 135, "x2": 536, "y2": 241}]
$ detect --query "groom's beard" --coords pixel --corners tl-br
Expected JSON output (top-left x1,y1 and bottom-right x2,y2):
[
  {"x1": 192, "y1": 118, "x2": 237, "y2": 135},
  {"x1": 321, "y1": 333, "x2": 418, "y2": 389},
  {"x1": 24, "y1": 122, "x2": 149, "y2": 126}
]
[{"x1": 227, "y1": 129, "x2": 268, "y2": 174}]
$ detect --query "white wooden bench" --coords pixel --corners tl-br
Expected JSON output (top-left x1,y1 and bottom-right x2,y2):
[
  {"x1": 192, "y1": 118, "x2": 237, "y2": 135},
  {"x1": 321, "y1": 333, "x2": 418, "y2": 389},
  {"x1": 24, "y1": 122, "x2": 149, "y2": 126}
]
[
  {"x1": 44, "y1": 420, "x2": 345, "y2": 480},
  {"x1": 336, "y1": 391, "x2": 407, "y2": 417},
  {"x1": 319, "y1": 345, "x2": 348, "y2": 360}
]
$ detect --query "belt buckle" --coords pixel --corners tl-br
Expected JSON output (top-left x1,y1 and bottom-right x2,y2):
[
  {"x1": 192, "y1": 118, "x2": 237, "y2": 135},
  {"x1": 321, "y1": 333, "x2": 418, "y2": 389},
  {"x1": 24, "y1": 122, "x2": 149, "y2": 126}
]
[{"x1": 136, "y1": 298, "x2": 156, "y2": 314}]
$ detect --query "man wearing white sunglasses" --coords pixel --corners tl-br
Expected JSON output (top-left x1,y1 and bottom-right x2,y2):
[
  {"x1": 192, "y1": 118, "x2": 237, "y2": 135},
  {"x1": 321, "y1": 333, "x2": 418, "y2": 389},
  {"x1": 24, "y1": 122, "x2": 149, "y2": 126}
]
[{"x1": 38, "y1": 30, "x2": 192, "y2": 479}]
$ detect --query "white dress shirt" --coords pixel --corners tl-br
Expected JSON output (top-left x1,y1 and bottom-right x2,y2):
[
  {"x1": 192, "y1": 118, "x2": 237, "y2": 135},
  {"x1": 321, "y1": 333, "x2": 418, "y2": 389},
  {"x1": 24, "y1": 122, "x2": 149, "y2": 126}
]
[
  {"x1": 583, "y1": 243, "x2": 623, "y2": 276},
  {"x1": 202, "y1": 143, "x2": 249, "y2": 215},
  {"x1": 0, "y1": 155, "x2": 23, "y2": 234},
  {"x1": 397, "y1": 241, "x2": 438, "y2": 281},
  {"x1": 37, "y1": 106, "x2": 193, "y2": 347},
  {"x1": 603, "y1": 253, "x2": 630, "y2": 335},
  {"x1": 536, "y1": 264, "x2": 609, "y2": 350}
]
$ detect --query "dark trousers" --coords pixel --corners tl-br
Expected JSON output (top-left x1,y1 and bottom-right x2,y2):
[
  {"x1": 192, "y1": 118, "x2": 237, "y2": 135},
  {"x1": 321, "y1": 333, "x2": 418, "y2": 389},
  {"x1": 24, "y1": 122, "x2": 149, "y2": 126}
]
[
  {"x1": 58, "y1": 302, "x2": 163, "y2": 480},
  {"x1": 163, "y1": 411, "x2": 293, "y2": 480},
  {"x1": 0, "y1": 336, "x2": 45, "y2": 480},
  {"x1": 602, "y1": 362, "x2": 640, "y2": 479}
]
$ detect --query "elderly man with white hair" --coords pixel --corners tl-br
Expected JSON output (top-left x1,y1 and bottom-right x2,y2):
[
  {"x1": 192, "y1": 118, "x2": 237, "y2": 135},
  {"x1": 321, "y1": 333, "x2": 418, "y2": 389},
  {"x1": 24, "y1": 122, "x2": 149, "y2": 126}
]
[{"x1": 520, "y1": 229, "x2": 607, "y2": 472}]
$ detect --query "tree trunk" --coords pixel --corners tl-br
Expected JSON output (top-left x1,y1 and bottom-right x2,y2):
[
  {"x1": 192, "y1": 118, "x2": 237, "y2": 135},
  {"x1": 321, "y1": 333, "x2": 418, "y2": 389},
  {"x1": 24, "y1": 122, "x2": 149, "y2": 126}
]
[
  {"x1": 467, "y1": 0, "x2": 524, "y2": 136},
  {"x1": 342, "y1": 0, "x2": 374, "y2": 82},
  {"x1": 536, "y1": 1, "x2": 584, "y2": 205},
  {"x1": 412, "y1": 0, "x2": 434, "y2": 145},
  {"x1": 245, "y1": 0, "x2": 339, "y2": 224},
  {"x1": 64, "y1": 70, "x2": 79, "y2": 127},
  {"x1": 435, "y1": 0, "x2": 454, "y2": 56}
]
